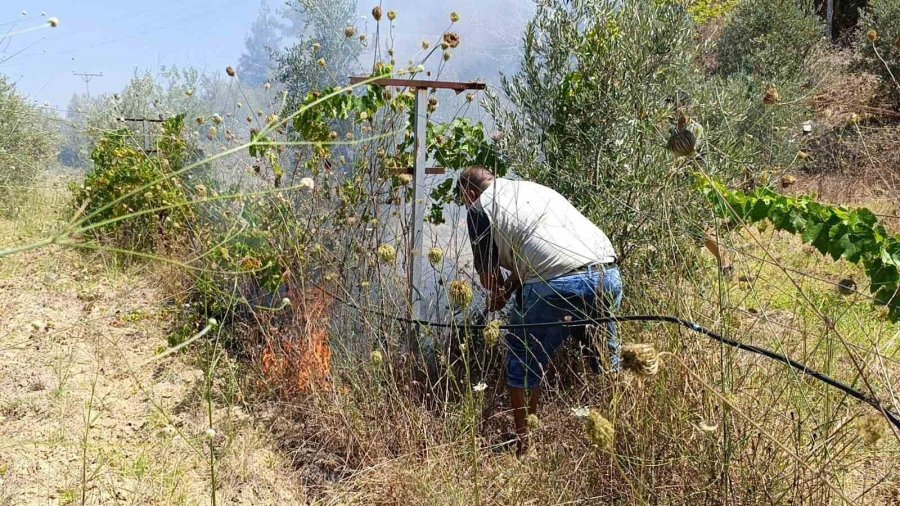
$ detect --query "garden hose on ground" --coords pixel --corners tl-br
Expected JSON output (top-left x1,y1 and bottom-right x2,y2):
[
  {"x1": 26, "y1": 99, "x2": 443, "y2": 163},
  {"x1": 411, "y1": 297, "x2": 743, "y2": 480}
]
[{"x1": 323, "y1": 288, "x2": 900, "y2": 430}]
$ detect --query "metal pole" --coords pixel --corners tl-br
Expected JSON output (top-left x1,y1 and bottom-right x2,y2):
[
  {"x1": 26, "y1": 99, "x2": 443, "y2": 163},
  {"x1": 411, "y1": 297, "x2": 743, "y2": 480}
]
[
  {"x1": 143, "y1": 119, "x2": 150, "y2": 152},
  {"x1": 408, "y1": 87, "x2": 428, "y2": 333}
]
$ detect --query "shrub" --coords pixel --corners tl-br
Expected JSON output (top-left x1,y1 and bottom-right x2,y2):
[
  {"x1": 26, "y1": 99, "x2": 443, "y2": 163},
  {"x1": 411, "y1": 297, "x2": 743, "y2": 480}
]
[
  {"x1": 656, "y1": 0, "x2": 739, "y2": 26},
  {"x1": 0, "y1": 76, "x2": 58, "y2": 213},
  {"x1": 491, "y1": 0, "x2": 811, "y2": 275},
  {"x1": 855, "y1": 0, "x2": 900, "y2": 105},
  {"x1": 70, "y1": 115, "x2": 193, "y2": 252},
  {"x1": 716, "y1": 0, "x2": 826, "y2": 82}
]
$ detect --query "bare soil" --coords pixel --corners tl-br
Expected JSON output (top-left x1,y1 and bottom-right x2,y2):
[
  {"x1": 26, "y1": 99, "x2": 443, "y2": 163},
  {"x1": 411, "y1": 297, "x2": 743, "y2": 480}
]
[{"x1": 0, "y1": 246, "x2": 304, "y2": 505}]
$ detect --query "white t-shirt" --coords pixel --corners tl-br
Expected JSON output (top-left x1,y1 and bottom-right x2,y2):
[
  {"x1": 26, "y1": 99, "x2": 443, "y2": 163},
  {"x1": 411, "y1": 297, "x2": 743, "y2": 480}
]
[{"x1": 467, "y1": 178, "x2": 616, "y2": 284}]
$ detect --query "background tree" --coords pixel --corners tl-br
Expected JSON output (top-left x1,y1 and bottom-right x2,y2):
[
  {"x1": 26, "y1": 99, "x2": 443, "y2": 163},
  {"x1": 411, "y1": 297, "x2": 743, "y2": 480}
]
[
  {"x1": 239, "y1": 1, "x2": 283, "y2": 86},
  {"x1": 273, "y1": 0, "x2": 362, "y2": 114}
]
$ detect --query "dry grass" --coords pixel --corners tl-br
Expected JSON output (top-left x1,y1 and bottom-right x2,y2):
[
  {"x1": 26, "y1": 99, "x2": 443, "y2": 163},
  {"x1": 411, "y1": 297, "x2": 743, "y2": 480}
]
[{"x1": 0, "y1": 182, "x2": 304, "y2": 505}]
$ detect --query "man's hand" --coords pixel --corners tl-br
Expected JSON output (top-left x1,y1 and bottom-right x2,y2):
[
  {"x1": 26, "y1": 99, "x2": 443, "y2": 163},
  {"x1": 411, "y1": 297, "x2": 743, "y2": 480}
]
[{"x1": 487, "y1": 288, "x2": 508, "y2": 312}]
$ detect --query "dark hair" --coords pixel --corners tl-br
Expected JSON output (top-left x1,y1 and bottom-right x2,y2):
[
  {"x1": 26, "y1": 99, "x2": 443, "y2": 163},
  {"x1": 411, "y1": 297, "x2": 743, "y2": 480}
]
[{"x1": 455, "y1": 166, "x2": 495, "y2": 199}]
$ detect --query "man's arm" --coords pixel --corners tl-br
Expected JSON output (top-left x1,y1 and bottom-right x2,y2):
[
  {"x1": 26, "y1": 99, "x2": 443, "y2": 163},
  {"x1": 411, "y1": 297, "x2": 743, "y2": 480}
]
[{"x1": 467, "y1": 208, "x2": 508, "y2": 311}]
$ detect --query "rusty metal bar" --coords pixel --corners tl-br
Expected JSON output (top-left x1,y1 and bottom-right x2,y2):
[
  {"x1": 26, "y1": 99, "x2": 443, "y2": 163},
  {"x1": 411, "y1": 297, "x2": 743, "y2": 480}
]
[{"x1": 349, "y1": 76, "x2": 485, "y2": 93}]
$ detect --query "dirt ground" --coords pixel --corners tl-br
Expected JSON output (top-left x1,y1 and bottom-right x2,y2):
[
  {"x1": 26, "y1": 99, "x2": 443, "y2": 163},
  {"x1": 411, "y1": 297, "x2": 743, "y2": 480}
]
[{"x1": 0, "y1": 245, "x2": 305, "y2": 505}]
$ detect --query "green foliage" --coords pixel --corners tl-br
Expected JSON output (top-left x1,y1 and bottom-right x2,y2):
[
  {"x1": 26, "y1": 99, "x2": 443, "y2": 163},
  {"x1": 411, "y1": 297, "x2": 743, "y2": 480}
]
[
  {"x1": 286, "y1": 80, "x2": 503, "y2": 224},
  {"x1": 0, "y1": 76, "x2": 58, "y2": 211},
  {"x1": 701, "y1": 177, "x2": 900, "y2": 321},
  {"x1": 274, "y1": 0, "x2": 362, "y2": 114},
  {"x1": 656, "y1": 0, "x2": 739, "y2": 25},
  {"x1": 854, "y1": 0, "x2": 900, "y2": 105},
  {"x1": 492, "y1": 0, "x2": 814, "y2": 272},
  {"x1": 716, "y1": 0, "x2": 825, "y2": 82},
  {"x1": 70, "y1": 115, "x2": 192, "y2": 252}
]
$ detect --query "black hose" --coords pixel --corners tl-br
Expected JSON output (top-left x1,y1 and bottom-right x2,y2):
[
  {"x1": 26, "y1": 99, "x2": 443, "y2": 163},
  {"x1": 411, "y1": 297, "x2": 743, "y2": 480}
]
[{"x1": 325, "y1": 289, "x2": 900, "y2": 430}]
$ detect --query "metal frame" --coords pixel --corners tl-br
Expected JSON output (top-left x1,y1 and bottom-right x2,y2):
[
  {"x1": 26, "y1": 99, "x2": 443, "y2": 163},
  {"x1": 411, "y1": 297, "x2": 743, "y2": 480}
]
[{"x1": 349, "y1": 76, "x2": 486, "y2": 332}]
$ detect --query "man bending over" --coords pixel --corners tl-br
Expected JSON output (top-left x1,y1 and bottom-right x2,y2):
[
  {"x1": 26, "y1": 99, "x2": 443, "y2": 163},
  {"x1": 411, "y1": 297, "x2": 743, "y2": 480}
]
[{"x1": 457, "y1": 166, "x2": 623, "y2": 456}]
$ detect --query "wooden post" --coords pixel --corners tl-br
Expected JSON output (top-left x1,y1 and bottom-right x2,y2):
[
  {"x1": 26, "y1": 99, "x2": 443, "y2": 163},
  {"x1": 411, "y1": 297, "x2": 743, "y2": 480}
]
[{"x1": 826, "y1": 0, "x2": 834, "y2": 41}]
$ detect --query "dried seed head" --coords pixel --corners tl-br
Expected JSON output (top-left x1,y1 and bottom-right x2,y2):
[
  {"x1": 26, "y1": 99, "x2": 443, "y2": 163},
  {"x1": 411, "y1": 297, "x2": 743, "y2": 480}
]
[
  {"x1": 344, "y1": 26, "x2": 357, "y2": 38},
  {"x1": 226, "y1": 65, "x2": 236, "y2": 77},
  {"x1": 370, "y1": 350, "x2": 384, "y2": 367},
  {"x1": 196, "y1": 116, "x2": 205, "y2": 125},
  {"x1": 206, "y1": 127, "x2": 217, "y2": 141},
  {"x1": 317, "y1": 58, "x2": 326, "y2": 68},
  {"x1": 584, "y1": 410, "x2": 614, "y2": 450},
  {"x1": 855, "y1": 414, "x2": 887, "y2": 446},
  {"x1": 328, "y1": 131, "x2": 338, "y2": 140},
  {"x1": 48, "y1": 17, "x2": 59, "y2": 28},
  {"x1": 264, "y1": 82, "x2": 271, "y2": 90},
  {"x1": 450, "y1": 12, "x2": 460, "y2": 23},
  {"x1": 837, "y1": 278, "x2": 857, "y2": 295},
  {"x1": 448, "y1": 280, "x2": 474, "y2": 309},
  {"x1": 848, "y1": 112, "x2": 861, "y2": 125},
  {"x1": 483, "y1": 319, "x2": 502, "y2": 347},
  {"x1": 397, "y1": 174, "x2": 413, "y2": 185},
  {"x1": 443, "y1": 50, "x2": 452, "y2": 62},
  {"x1": 621, "y1": 343, "x2": 659, "y2": 376},
  {"x1": 866, "y1": 29, "x2": 878, "y2": 43},
  {"x1": 422, "y1": 39, "x2": 430, "y2": 50},
  {"x1": 427, "y1": 247, "x2": 444, "y2": 265},
  {"x1": 383, "y1": 89, "x2": 393, "y2": 101},
  {"x1": 372, "y1": 5, "x2": 382, "y2": 21},
  {"x1": 526, "y1": 413, "x2": 540, "y2": 431},
  {"x1": 359, "y1": 33, "x2": 367, "y2": 42},
  {"x1": 377, "y1": 244, "x2": 397, "y2": 263},
  {"x1": 427, "y1": 96, "x2": 438, "y2": 113},
  {"x1": 299, "y1": 177, "x2": 315, "y2": 192},
  {"x1": 666, "y1": 128, "x2": 696, "y2": 157},
  {"x1": 466, "y1": 93, "x2": 475, "y2": 102},
  {"x1": 443, "y1": 32, "x2": 460, "y2": 48},
  {"x1": 212, "y1": 114, "x2": 223, "y2": 124},
  {"x1": 763, "y1": 84, "x2": 780, "y2": 105},
  {"x1": 780, "y1": 175, "x2": 797, "y2": 188},
  {"x1": 387, "y1": 10, "x2": 396, "y2": 21},
  {"x1": 375, "y1": 148, "x2": 386, "y2": 158},
  {"x1": 185, "y1": 89, "x2": 194, "y2": 97},
  {"x1": 204, "y1": 428, "x2": 216, "y2": 440}
]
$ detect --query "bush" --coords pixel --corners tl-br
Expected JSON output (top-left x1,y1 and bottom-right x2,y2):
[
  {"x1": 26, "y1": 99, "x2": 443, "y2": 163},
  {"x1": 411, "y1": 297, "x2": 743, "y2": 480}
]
[
  {"x1": 855, "y1": 0, "x2": 900, "y2": 105},
  {"x1": 491, "y1": 0, "x2": 811, "y2": 274},
  {"x1": 70, "y1": 115, "x2": 193, "y2": 252},
  {"x1": 0, "y1": 76, "x2": 58, "y2": 213},
  {"x1": 716, "y1": 0, "x2": 825, "y2": 82},
  {"x1": 656, "y1": 0, "x2": 739, "y2": 26}
]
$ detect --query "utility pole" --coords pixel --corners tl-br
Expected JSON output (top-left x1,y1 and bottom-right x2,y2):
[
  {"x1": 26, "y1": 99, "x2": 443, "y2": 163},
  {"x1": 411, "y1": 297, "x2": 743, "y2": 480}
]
[
  {"x1": 73, "y1": 71, "x2": 102, "y2": 97},
  {"x1": 349, "y1": 77, "x2": 486, "y2": 349}
]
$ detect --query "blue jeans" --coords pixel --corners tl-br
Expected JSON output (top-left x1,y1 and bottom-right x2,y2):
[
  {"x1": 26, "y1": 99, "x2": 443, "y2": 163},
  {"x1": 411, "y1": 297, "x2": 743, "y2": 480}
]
[{"x1": 506, "y1": 265, "x2": 623, "y2": 389}]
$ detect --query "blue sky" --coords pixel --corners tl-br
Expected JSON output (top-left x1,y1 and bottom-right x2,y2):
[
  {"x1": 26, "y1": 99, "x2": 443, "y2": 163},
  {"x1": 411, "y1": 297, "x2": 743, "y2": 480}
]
[
  {"x1": 2, "y1": 1, "x2": 260, "y2": 107},
  {"x1": 2, "y1": 1, "x2": 532, "y2": 110}
]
